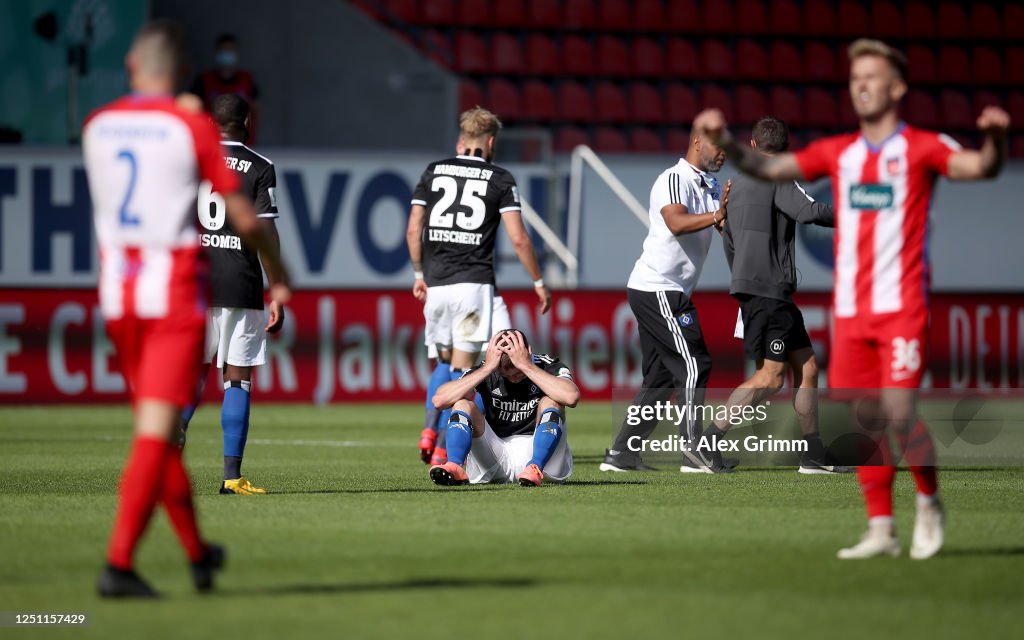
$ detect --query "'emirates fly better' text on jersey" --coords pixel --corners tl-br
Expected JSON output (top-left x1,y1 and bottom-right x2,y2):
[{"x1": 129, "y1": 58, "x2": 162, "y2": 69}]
[{"x1": 469, "y1": 354, "x2": 574, "y2": 438}]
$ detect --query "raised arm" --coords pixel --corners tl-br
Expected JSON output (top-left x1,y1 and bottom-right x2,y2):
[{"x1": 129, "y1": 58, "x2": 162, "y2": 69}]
[
  {"x1": 694, "y1": 108, "x2": 806, "y2": 182},
  {"x1": 406, "y1": 204, "x2": 427, "y2": 301},
  {"x1": 433, "y1": 337, "x2": 503, "y2": 409},
  {"x1": 502, "y1": 211, "x2": 551, "y2": 314},
  {"x1": 946, "y1": 106, "x2": 1011, "y2": 180},
  {"x1": 501, "y1": 332, "x2": 580, "y2": 408}
]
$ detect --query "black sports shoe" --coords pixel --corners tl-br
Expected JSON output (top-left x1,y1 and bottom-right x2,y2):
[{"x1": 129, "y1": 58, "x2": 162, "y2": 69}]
[
  {"x1": 97, "y1": 566, "x2": 160, "y2": 598},
  {"x1": 680, "y1": 449, "x2": 735, "y2": 474},
  {"x1": 599, "y1": 449, "x2": 659, "y2": 472},
  {"x1": 798, "y1": 454, "x2": 855, "y2": 475},
  {"x1": 191, "y1": 544, "x2": 226, "y2": 593}
]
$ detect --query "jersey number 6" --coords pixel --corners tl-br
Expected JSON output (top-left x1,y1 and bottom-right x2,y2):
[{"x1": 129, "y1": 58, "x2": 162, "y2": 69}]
[
  {"x1": 197, "y1": 180, "x2": 227, "y2": 231},
  {"x1": 429, "y1": 177, "x2": 487, "y2": 231}
]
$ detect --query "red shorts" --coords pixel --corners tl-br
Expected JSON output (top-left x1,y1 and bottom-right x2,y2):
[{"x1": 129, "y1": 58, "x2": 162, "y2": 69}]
[
  {"x1": 829, "y1": 312, "x2": 929, "y2": 389},
  {"x1": 105, "y1": 312, "x2": 206, "y2": 407}
]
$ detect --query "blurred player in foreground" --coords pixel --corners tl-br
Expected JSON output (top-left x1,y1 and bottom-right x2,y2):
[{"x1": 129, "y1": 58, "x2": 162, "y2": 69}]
[
  {"x1": 178, "y1": 93, "x2": 285, "y2": 495},
  {"x1": 696, "y1": 39, "x2": 1010, "y2": 558},
  {"x1": 83, "y1": 21, "x2": 289, "y2": 597},
  {"x1": 430, "y1": 330, "x2": 579, "y2": 486}
]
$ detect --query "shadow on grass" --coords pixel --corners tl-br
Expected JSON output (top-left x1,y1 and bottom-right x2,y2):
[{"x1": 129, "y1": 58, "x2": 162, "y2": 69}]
[
  {"x1": 220, "y1": 577, "x2": 537, "y2": 597},
  {"x1": 939, "y1": 546, "x2": 1024, "y2": 557},
  {"x1": 269, "y1": 486, "x2": 504, "y2": 495}
]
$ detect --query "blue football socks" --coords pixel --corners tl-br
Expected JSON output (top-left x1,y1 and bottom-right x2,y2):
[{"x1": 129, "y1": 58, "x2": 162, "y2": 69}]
[
  {"x1": 528, "y1": 408, "x2": 564, "y2": 470},
  {"x1": 222, "y1": 380, "x2": 251, "y2": 480},
  {"x1": 445, "y1": 410, "x2": 474, "y2": 466}
]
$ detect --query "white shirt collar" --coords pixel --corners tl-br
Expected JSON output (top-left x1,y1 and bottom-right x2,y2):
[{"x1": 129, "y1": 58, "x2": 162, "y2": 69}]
[{"x1": 456, "y1": 154, "x2": 487, "y2": 162}]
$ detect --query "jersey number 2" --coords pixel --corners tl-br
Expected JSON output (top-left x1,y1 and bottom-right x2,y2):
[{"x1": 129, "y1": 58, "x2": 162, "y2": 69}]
[
  {"x1": 116, "y1": 150, "x2": 141, "y2": 227},
  {"x1": 197, "y1": 180, "x2": 227, "y2": 230},
  {"x1": 428, "y1": 177, "x2": 486, "y2": 231}
]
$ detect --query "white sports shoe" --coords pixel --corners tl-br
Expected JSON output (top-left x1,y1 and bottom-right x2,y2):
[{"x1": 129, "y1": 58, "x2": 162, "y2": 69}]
[
  {"x1": 837, "y1": 527, "x2": 901, "y2": 559},
  {"x1": 910, "y1": 498, "x2": 945, "y2": 560}
]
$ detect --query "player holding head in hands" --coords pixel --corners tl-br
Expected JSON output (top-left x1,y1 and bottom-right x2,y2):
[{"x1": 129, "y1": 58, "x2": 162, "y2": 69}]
[
  {"x1": 407, "y1": 107, "x2": 551, "y2": 466},
  {"x1": 694, "y1": 38, "x2": 1010, "y2": 559},
  {"x1": 82, "y1": 20, "x2": 290, "y2": 597},
  {"x1": 430, "y1": 330, "x2": 579, "y2": 487}
]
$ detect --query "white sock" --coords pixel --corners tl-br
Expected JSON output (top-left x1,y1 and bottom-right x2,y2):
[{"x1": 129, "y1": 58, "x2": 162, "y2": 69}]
[
  {"x1": 917, "y1": 492, "x2": 939, "y2": 509},
  {"x1": 868, "y1": 516, "x2": 894, "y2": 534}
]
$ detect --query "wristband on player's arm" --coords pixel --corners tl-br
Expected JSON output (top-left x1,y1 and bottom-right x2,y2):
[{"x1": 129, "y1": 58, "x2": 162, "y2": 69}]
[
  {"x1": 414, "y1": 271, "x2": 424, "y2": 281},
  {"x1": 533, "y1": 278, "x2": 545, "y2": 288}
]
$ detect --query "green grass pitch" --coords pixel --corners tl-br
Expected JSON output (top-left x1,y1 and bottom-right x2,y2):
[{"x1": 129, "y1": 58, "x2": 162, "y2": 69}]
[{"x1": 1, "y1": 403, "x2": 1021, "y2": 639}]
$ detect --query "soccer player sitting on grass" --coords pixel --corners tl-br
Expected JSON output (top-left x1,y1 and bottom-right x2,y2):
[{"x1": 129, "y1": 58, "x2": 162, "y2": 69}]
[{"x1": 430, "y1": 330, "x2": 579, "y2": 487}]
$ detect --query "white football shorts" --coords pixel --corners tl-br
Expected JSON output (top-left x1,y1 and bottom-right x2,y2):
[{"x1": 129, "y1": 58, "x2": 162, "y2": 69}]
[
  {"x1": 426, "y1": 294, "x2": 511, "y2": 358},
  {"x1": 424, "y1": 283, "x2": 494, "y2": 353},
  {"x1": 466, "y1": 421, "x2": 573, "y2": 484},
  {"x1": 204, "y1": 307, "x2": 267, "y2": 368}
]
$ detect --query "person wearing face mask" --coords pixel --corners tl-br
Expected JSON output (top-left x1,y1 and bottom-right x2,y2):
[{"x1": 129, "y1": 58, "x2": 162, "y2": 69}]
[{"x1": 191, "y1": 33, "x2": 260, "y2": 141}]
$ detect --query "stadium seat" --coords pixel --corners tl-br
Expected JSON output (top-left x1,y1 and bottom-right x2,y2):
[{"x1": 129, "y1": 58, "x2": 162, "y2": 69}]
[
  {"x1": 526, "y1": 34, "x2": 560, "y2": 75},
  {"x1": 906, "y1": 45, "x2": 938, "y2": 85},
  {"x1": 940, "y1": 90, "x2": 973, "y2": 130},
  {"x1": 937, "y1": 1, "x2": 968, "y2": 39},
  {"x1": 454, "y1": 32, "x2": 488, "y2": 73},
  {"x1": 770, "y1": 41, "x2": 803, "y2": 81},
  {"x1": 597, "y1": 36, "x2": 631, "y2": 76},
  {"x1": 555, "y1": 126, "x2": 591, "y2": 152},
  {"x1": 1012, "y1": 136, "x2": 1024, "y2": 159},
  {"x1": 486, "y1": 79, "x2": 523, "y2": 120},
  {"x1": 666, "y1": 128, "x2": 691, "y2": 153},
  {"x1": 563, "y1": 0, "x2": 599, "y2": 29},
  {"x1": 803, "y1": 0, "x2": 836, "y2": 35},
  {"x1": 904, "y1": 1, "x2": 936, "y2": 39},
  {"x1": 595, "y1": 82, "x2": 629, "y2": 123},
  {"x1": 665, "y1": 83, "x2": 698, "y2": 124},
  {"x1": 870, "y1": 0, "x2": 903, "y2": 38},
  {"x1": 770, "y1": 87, "x2": 802, "y2": 127},
  {"x1": 629, "y1": 82, "x2": 666, "y2": 124},
  {"x1": 665, "y1": 39, "x2": 701, "y2": 79},
  {"x1": 420, "y1": 0, "x2": 455, "y2": 25},
  {"x1": 736, "y1": 39, "x2": 769, "y2": 80},
  {"x1": 804, "y1": 41, "x2": 836, "y2": 82},
  {"x1": 703, "y1": 0, "x2": 734, "y2": 33},
  {"x1": 735, "y1": 85, "x2": 769, "y2": 126},
  {"x1": 521, "y1": 80, "x2": 557, "y2": 121},
  {"x1": 630, "y1": 127, "x2": 665, "y2": 153},
  {"x1": 459, "y1": 79, "x2": 484, "y2": 113},
  {"x1": 563, "y1": 35, "x2": 596, "y2": 76},
  {"x1": 903, "y1": 90, "x2": 941, "y2": 129},
  {"x1": 420, "y1": 30, "x2": 452, "y2": 67},
  {"x1": 458, "y1": 0, "x2": 491, "y2": 26},
  {"x1": 493, "y1": 0, "x2": 528, "y2": 27},
  {"x1": 971, "y1": 47, "x2": 1003, "y2": 86},
  {"x1": 970, "y1": 3, "x2": 1001, "y2": 39},
  {"x1": 701, "y1": 40, "x2": 734, "y2": 80},
  {"x1": 665, "y1": 0, "x2": 701, "y2": 32},
  {"x1": 836, "y1": 0, "x2": 868, "y2": 37},
  {"x1": 700, "y1": 85, "x2": 734, "y2": 122},
  {"x1": 803, "y1": 88, "x2": 838, "y2": 128},
  {"x1": 386, "y1": 0, "x2": 418, "y2": 23},
  {"x1": 492, "y1": 33, "x2": 526, "y2": 75},
  {"x1": 527, "y1": 0, "x2": 561, "y2": 28},
  {"x1": 633, "y1": 0, "x2": 667, "y2": 31},
  {"x1": 972, "y1": 90, "x2": 1003, "y2": 120},
  {"x1": 736, "y1": 0, "x2": 769, "y2": 35},
  {"x1": 1006, "y1": 48, "x2": 1024, "y2": 86},
  {"x1": 558, "y1": 81, "x2": 594, "y2": 122},
  {"x1": 938, "y1": 46, "x2": 971, "y2": 85},
  {"x1": 594, "y1": 126, "x2": 629, "y2": 152},
  {"x1": 838, "y1": 91, "x2": 858, "y2": 126},
  {"x1": 632, "y1": 37, "x2": 666, "y2": 77},
  {"x1": 769, "y1": 0, "x2": 802, "y2": 35},
  {"x1": 1011, "y1": 92, "x2": 1024, "y2": 131},
  {"x1": 1008, "y1": 4, "x2": 1024, "y2": 39},
  {"x1": 598, "y1": 0, "x2": 631, "y2": 29}
]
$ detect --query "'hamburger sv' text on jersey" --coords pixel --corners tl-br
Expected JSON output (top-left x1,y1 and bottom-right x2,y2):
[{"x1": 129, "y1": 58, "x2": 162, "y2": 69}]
[
  {"x1": 469, "y1": 353, "x2": 575, "y2": 438},
  {"x1": 199, "y1": 140, "x2": 279, "y2": 309},
  {"x1": 411, "y1": 154, "x2": 521, "y2": 287}
]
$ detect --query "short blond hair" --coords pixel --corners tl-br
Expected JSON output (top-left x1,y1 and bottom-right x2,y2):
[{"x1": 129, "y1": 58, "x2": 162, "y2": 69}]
[
  {"x1": 459, "y1": 107, "x2": 502, "y2": 140},
  {"x1": 848, "y1": 38, "x2": 908, "y2": 80}
]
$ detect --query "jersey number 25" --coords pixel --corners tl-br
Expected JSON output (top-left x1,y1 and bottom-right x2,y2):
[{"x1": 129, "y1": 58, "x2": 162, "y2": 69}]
[{"x1": 429, "y1": 177, "x2": 486, "y2": 231}]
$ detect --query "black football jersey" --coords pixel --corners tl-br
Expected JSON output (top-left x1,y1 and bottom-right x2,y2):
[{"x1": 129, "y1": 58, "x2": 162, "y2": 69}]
[
  {"x1": 411, "y1": 154, "x2": 520, "y2": 287},
  {"x1": 199, "y1": 140, "x2": 278, "y2": 309},
  {"x1": 469, "y1": 353, "x2": 575, "y2": 438}
]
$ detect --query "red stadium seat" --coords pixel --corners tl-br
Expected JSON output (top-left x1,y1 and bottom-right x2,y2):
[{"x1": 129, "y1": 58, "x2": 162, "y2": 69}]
[
  {"x1": 736, "y1": 0, "x2": 769, "y2": 34},
  {"x1": 556, "y1": 126, "x2": 591, "y2": 152},
  {"x1": 595, "y1": 82, "x2": 629, "y2": 123},
  {"x1": 666, "y1": 129, "x2": 692, "y2": 153},
  {"x1": 803, "y1": 0, "x2": 836, "y2": 35},
  {"x1": 704, "y1": 0, "x2": 734, "y2": 33},
  {"x1": 527, "y1": 0, "x2": 561, "y2": 28},
  {"x1": 906, "y1": 45, "x2": 938, "y2": 86},
  {"x1": 1008, "y1": 4, "x2": 1024, "y2": 39},
  {"x1": 493, "y1": 0, "x2": 528, "y2": 27},
  {"x1": 1006, "y1": 48, "x2": 1024, "y2": 86},
  {"x1": 1012, "y1": 136, "x2": 1024, "y2": 159},
  {"x1": 598, "y1": 0, "x2": 631, "y2": 29},
  {"x1": 526, "y1": 34, "x2": 560, "y2": 75},
  {"x1": 631, "y1": 127, "x2": 665, "y2": 153},
  {"x1": 938, "y1": 46, "x2": 971, "y2": 85},
  {"x1": 632, "y1": 37, "x2": 666, "y2": 77},
  {"x1": 665, "y1": 0, "x2": 701, "y2": 32},
  {"x1": 736, "y1": 39, "x2": 769, "y2": 80},
  {"x1": 486, "y1": 79, "x2": 523, "y2": 120},
  {"x1": 558, "y1": 81, "x2": 594, "y2": 122},
  {"x1": 522, "y1": 80, "x2": 557, "y2": 121},
  {"x1": 454, "y1": 33, "x2": 487, "y2": 73},
  {"x1": 420, "y1": 0, "x2": 455, "y2": 25},
  {"x1": 904, "y1": 1, "x2": 935, "y2": 39},
  {"x1": 633, "y1": 0, "x2": 666, "y2": 31},
  {"x1": 1011, "y1": 92, "x2": 1024, "y2": 131},
  {"x1": 665, "y1": 83, "x2": 698, "y2": 124},
  {"x1": 770, "y1": 41, "x2": 803, "y2": 81},
  {"x1": 903, "y1": 90, "x2": 941, "y2": 129},
  {"x1": 973, "y1": 90, "x2": 1003, "y2": 120},
  {"x1": 770, "y1": 87, "x2": 803, "y2": 127},
  {"x1": 970, "y1": 3, "x2": 1002, "y2": 39},
  {"x1": 666, "y1": 39, "x2": 701, "y2": 79},
  {"x1": 701, "y1": 40, "x2": 734, "y2": 80},
  {"x1": 972, "y1": 47, "x2": 1003, "y2": 86},
  {"x1": 459, "y1": 80, "x2": 484, "y2": 112},
  {"x1": 769, "y1": 0, "x2": 802, "y2": 35},
  {"x1": 597, "y1": 36, "x2": 630, "y2": 76},
  {"x1": 735, "y1": 85, "x2": 768, "y2": 126},
  {"x1": 629, "y1": 82, "x2": 666, "y2": 123},
  {"x1": 804, "y1": 41, "x2": 837, "y2": 82},
  {"x1": 563, "y1": 0, "x2": 598, "y2": 29},
  {"x1": 803, "y1": 88, "x2": 838, "y2": 128},
  {"x1": 940, "y1": 90, "x2": 973, "y2": 130},
  {"x1": 700, "y1": 85, "x2": 734, "y2": 122},
  {"x1": 836, "y1": 0, "x2": 868, "y2": 37},
  {"x1": 838, "y1": 91, "x2": 858, "y2": 126},
  {"x1": 387, "y1": 0, "x2": 418, "y2": 23},
  {"x1": 492, "y1": 34, "x2": 526, "y2": 74},
  {"x1": 563, "y1": 35, "x2": 596, "y2": 76},
  {"x1": 870, "y1": 0, "x2": 903, "y2": 38},
  {"x1": 458, "y1": 0, "x2": 491, "y2": 26},
  {"x1": 594, "y1": 127, "x2": 629, "y2": 152},
  {"x1": 420, "y1": 30, "x2": 452, "y2": 67},
  {"x1": 937, "y1": 1, "x2": 968, "y2": 39}
]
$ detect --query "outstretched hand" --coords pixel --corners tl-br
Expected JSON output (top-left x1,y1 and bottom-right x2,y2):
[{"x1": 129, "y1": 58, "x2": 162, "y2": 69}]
[{"x1": 714, "y1": 179, "x2": 732, "y2": 230}]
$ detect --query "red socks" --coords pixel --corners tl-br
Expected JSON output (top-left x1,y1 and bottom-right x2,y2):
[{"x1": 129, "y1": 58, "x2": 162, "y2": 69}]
[
  {"x1": 857, "y1": 465, "x2": 897, "y2": 518},
  {"x1": 857, "y1": 419, "x2": 940, "y2": 519},
  {"x1": 160, "y1": 447, "x2": 206, "y2": 563},
  {"x1": 107, "y1": 436, "x2": 169, "y2": 570}
]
